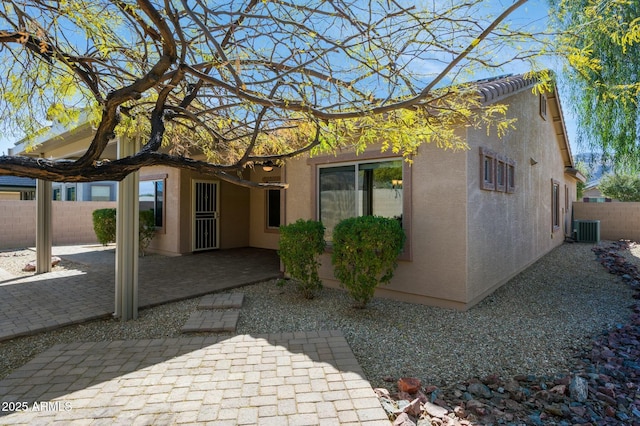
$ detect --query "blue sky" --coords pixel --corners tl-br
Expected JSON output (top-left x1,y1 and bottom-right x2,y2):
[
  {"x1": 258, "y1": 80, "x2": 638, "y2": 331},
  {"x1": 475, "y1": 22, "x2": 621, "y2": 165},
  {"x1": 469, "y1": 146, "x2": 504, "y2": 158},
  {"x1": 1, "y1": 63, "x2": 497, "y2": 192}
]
[{"x1": 0, "y1": 0, "x2": 578, "y2": 157}]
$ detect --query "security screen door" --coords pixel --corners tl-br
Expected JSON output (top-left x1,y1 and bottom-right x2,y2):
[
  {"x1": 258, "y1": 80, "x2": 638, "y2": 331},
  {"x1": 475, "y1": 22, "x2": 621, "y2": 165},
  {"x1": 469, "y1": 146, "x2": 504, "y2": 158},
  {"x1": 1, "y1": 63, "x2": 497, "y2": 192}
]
[{"x1": 193, "y1": 180, "x2": 219, "y2": 251}]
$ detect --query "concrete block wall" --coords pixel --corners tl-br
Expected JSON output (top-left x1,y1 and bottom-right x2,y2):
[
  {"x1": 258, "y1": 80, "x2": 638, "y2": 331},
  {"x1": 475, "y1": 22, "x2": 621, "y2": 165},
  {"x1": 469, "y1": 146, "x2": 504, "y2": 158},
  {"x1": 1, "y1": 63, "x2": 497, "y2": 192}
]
[
  {"x1": 0, "y1": 201, "x2": 117, "y2": 249},
  {"x1": 573, "y1": 202, "x2": 640, "y2": 242}
]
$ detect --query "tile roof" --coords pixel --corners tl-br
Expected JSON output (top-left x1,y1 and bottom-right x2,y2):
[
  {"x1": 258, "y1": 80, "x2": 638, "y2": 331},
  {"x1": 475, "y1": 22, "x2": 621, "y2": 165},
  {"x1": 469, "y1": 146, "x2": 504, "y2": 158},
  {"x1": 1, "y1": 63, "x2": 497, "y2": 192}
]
[{"x1": 475, "y1": 73, "x2": 538, "y2": 105}]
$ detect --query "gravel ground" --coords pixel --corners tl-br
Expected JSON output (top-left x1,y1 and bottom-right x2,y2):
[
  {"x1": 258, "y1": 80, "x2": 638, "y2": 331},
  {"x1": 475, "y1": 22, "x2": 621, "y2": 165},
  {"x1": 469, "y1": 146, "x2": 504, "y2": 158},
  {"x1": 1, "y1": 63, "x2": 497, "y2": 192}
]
[{"x1": 0, "y1": 242, "x2": 635, "y2": 392}]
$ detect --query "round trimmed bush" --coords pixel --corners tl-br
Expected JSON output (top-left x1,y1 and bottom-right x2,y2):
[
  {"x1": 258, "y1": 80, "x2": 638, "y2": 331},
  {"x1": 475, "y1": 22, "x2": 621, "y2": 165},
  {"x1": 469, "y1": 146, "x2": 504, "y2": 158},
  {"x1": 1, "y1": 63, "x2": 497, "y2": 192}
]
[{"x1": 331, "y1": 215, "x2": 405, "y2": 308}]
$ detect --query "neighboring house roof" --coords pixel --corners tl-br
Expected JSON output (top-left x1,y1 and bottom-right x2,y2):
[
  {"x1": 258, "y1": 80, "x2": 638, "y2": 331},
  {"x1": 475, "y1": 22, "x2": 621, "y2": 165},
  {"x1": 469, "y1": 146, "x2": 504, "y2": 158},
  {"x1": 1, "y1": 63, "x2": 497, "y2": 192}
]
[{"x1": 0, "y1": 176, "x2": 36, "y2": 188}]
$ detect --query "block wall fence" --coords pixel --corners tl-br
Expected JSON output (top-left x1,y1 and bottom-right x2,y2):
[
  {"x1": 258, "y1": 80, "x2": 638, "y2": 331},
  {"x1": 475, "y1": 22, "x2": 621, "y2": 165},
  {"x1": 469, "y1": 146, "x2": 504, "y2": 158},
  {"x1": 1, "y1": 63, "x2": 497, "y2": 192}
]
[
  {"x1": 0, "y1": 201, "x2": 117, "y2": 249},
  {"x1": 573, "y1": 202, "x2": 640, "y2": 242}
]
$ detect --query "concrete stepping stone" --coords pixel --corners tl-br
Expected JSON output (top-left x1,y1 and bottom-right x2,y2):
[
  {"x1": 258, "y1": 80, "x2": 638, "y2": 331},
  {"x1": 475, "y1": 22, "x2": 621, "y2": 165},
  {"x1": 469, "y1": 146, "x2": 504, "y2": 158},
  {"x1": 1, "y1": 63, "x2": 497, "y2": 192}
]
[
  {"x1": 181, "y1": 310, "x2": 239, "y2": 333},
  {"x1": 198, "y1": 292, "x2": 244, "y2": 309}
]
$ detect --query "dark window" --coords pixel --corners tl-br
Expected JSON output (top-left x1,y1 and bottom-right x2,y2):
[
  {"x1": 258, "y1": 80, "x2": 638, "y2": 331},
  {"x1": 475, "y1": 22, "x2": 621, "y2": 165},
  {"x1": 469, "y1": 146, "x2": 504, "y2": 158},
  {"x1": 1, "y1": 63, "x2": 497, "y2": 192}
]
[
  {"x1": 552, "y1": 180, "x2": 560, "y2": 231},
  {"x1": 66, "y1": 186, "x2": 76, "y2": 201},
  {"x1": 266, "y1": 189, "x2": 281, "y2": 229}
]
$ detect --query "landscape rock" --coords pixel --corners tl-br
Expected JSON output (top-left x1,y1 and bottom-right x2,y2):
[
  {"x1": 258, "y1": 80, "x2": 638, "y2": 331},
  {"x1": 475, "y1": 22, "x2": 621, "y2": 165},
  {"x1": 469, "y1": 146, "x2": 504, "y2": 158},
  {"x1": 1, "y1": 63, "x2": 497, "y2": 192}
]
[
  {"x1": 377, "y1": 240, "x2": 640, "y2": 425},
  {"x1": 398, "y1": 377, "x2": 421, "y2": 394},
  {"x1": 568, "y1": 376, "x2": 589, "y2": 402},
  {"x1": 22, "y1": 256, "x2": 62, "y2": 272}
]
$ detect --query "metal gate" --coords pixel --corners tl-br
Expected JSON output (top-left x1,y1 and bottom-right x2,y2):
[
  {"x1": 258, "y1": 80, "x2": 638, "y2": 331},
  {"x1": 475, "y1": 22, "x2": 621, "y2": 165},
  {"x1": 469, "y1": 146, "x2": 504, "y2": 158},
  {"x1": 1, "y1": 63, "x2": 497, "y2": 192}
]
[{"x1": 193, "y1": 180, "x2": 219, "y2": 251}]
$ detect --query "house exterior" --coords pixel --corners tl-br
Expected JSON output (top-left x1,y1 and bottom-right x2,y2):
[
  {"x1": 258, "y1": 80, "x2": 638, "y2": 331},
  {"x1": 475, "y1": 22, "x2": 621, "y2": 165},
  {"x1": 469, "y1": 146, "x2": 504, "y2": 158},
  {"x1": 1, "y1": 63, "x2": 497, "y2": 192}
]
[
  {"x1": 283, "y1": 74, "x2": 584, "y2": 310},
  {"x1": 0, "y1": 176, "x2": 36, "y2": 200},
  {"x1": 8, "y1": 73, "x2": 582, "y2": 310}
]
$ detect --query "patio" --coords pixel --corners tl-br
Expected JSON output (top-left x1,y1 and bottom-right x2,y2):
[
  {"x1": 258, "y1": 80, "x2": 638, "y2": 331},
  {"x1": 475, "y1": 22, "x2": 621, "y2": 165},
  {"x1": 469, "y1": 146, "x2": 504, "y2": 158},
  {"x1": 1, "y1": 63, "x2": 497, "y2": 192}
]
[
  {"x1": 0, "y1": 245, "x2": 391, "y2": 425},
  {"x1": 0, "y1": 245, "x2": 282, "y2": 342}
]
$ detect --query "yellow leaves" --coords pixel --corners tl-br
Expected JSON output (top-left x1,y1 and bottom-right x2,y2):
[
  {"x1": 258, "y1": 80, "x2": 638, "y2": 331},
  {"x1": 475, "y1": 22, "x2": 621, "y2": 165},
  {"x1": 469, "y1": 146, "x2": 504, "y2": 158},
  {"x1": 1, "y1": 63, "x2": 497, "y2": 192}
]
[
  {"x1": 46, "y1": 103, "x2": 66, "y2": 121},
  {"x1": 611, "y1": 17, "x2": 640, "y2": 53}
]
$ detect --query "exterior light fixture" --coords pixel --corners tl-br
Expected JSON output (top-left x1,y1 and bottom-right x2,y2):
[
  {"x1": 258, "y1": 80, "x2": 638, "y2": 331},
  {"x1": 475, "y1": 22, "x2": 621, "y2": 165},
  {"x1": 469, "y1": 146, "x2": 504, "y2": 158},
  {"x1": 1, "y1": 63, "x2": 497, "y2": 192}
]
[{"x1": 262, "y1": 161, "x2": 275, "y2": 172}]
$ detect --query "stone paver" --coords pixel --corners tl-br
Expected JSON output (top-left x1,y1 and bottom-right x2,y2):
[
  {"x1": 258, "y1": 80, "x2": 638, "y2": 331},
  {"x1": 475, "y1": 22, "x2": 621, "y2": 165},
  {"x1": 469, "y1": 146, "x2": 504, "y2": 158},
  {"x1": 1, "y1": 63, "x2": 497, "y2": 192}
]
[
  {"x1": 198, "y1": 292, "x2": 244, "y2": 309},
  {"x1": 0, "y1": 331, "x2": 389, "y2": 425},
  {"x1": 181, "y1": 310, "x2": 240, "y2": 332},
  {"x1": 0, "y1": 246, "x2": 280, "y2": 342},
  {"x1": 0, "y1": 246, "x2": 390, "y2": 424}
]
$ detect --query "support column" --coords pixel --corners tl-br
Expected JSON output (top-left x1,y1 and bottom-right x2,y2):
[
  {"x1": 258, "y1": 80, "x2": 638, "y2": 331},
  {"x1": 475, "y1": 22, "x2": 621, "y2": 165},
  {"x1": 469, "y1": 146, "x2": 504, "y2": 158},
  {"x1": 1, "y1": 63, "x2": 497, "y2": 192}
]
[
  {"x1": 35, "y1": 179, "x2": 52, "y2": 273},
  {"x1": 115, "y1": 135, "x2": 140, "y2": 321}
]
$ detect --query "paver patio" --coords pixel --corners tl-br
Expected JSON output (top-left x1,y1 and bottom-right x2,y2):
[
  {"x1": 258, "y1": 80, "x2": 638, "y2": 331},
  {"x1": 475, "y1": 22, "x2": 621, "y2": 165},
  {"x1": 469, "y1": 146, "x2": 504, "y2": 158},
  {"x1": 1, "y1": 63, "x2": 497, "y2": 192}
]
[
  {"x1": 0, "y1": 246, "x2": 280, "y2": 342},
  {"x1": 0, "y1": 246, "x2": 390, "y2": 425},
  {"x1": 0, "y1": 331, "x2": 389, "y2": 425}
]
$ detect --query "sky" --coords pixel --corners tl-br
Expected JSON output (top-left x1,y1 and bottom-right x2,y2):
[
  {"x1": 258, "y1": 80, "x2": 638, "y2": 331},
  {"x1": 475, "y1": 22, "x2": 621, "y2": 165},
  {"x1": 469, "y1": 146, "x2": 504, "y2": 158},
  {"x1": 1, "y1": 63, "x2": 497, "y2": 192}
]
[{"x1": 0, "y1": 0, "x2": 579, "y2": 157}]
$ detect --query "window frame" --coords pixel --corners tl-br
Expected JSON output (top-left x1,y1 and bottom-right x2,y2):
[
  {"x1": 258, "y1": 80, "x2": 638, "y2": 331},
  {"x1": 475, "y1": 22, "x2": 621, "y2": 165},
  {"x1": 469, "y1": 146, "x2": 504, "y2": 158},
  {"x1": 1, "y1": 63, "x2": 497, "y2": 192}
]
[
  {"x1": 495, "y1": 156, "x2": 506, "y2": 192},
  {"x1": 90, "y1": 184, "x2": 112, "y2": 201},
  {"x1": 480, "y1": 147, "x2": 516, "y2": 194},
  {"x1": 265, "y1": 189, "x2": 281, "y2": 231},
  {"x1": 66, "y1": 185, "x2": 76, "y2": 201},
  {"x1": 506, "y1": 160, "x2": 516, "y2": 193},
  {"x1": 480, "y1": 147, "x2": 496, "y2": 191},
  {"x1": 139, "y1": 174, "x2": 166, "y2": 232},
  {"x1": 552, "y1": 179, "x2": 561, "y2": 232},
  {"x1": 309, "y1": 151, "x2": 412, "y2": 261},
  {"x1": 540, "y1": 93, "x2": 548, "y2": 120}
]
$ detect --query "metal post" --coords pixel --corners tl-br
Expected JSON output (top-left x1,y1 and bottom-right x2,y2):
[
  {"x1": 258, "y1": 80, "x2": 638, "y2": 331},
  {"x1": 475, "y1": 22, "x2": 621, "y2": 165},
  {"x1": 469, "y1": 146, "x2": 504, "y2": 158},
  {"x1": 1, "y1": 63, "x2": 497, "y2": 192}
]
[
  {"x1": 35, "y1": 179, "x2": 52, "y2": 273},
  {"x1": 115, "y1": 135, "x2": 140, "y2": 320}
]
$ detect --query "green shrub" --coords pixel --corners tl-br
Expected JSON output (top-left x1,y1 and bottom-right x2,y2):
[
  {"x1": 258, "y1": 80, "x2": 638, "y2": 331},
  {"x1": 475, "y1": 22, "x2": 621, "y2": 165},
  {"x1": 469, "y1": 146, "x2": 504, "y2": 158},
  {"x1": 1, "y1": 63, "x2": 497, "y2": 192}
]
[
  {"x1": 278, "y1": 219, "x2": 326, "y2": 299},
  {"x1": 599, "y1": 173, "x2": 640, "y2": 201},
  {"x1": 92, "y1": 208, "x2": 117, "y2": 245},
  {"x1": 139, "y1": 210, "x2": 156, "y2": 256},
  {"x1": 331, "y1": 215, "x2": 405, "y2": 308},
  {"x1": 92, "y1": 208, "x2": 156, "y2": 255}
]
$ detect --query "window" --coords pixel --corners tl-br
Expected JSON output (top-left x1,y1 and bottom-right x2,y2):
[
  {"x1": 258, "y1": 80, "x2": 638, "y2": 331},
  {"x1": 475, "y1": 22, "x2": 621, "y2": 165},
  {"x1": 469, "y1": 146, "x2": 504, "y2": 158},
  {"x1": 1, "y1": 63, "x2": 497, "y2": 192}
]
[
  {"x1": 496, "y1": 158, "x2": 506, "y2": 192},
  {"x1": 90, "y1": 185, "x2": 111, "y2": 201},
  {"x1": 66, "y1": 186, "x2": 76, "y2": 201},
  {"x1": 480, "y1": 148, "x2": 495, "y2": 190},
  {"x1": 540, "y1": 93, "x2": 548, "y2": 120},
  {"x1": 480, "y1": 147, "x2": 516, "y2": 194},
  {"x1": 552, "y1": 180, "x2": 560, "y2": 231},
  {"x1": 319, "y1": 159, "x2": 403, "y2": 240},
  {"x1": 139, "y1": 179, "x2": 164, "y2": 227},
  {"x1": 266, "y1": 189, "x2": 281, "y2": 229},
  {"x1": 506, "y1": 161, "x2": 516, "y2": 193},
  {"x1": 52, "y1": 188, "x2": 61, "y2": 201}
]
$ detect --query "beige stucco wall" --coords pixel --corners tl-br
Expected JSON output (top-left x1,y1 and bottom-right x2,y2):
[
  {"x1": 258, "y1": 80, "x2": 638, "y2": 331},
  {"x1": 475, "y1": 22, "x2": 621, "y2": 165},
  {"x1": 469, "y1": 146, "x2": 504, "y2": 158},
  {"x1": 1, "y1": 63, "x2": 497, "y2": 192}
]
[
  {"x1": 0, "y1": 200, "x2": 116, "y2": 249},
  {"x1": 283, "y1": 90, "x2": 578, "y2": 310},
  {"x1": 284, "y1": 143, "x2": 469, "y2": 309},
  {"x1": 573, "y1": 202, "x2": 640, "y2": 241},
  {"x1": 464, "y1": 90, "x2": 577, "y2": 306},
  {"x1": 248, "y1": 167, "x2": 283, "y2": 250}
]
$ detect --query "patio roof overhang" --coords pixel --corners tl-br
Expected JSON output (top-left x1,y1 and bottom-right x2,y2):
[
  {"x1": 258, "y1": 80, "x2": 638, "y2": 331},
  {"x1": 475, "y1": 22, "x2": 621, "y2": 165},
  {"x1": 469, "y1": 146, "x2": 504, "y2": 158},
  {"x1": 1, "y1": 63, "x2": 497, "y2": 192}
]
[{"x1": 10, "y1": 120, "x2": 118, "y2": 161}]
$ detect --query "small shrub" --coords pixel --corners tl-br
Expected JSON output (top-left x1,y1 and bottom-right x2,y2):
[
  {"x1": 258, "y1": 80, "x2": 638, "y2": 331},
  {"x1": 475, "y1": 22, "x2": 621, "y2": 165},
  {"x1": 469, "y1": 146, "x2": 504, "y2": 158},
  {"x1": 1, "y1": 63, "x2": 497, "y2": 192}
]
[
  {"x1": 278, "y1": 219, "x2": 326, "y2": 299},
  {"x1": 92, "y1": 208, "x2": 117, "y2": 245},
  {"x1": 331, "y1": 215, "x2": 405, "y2": 308},
  {"x1": 139, "y1": 210, "x2": 156, "y2": 256},
  {"x1": 92, "y1": 208, "x2": 156, "y2": 255}
]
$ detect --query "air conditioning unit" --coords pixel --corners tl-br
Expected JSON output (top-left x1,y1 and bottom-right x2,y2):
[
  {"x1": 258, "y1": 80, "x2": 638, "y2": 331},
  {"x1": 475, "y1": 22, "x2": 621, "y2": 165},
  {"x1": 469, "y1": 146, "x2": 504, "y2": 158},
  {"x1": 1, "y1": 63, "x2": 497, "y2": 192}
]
[{"x1": 574, "y1": 220, "x2": 601, "y2": 243}]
